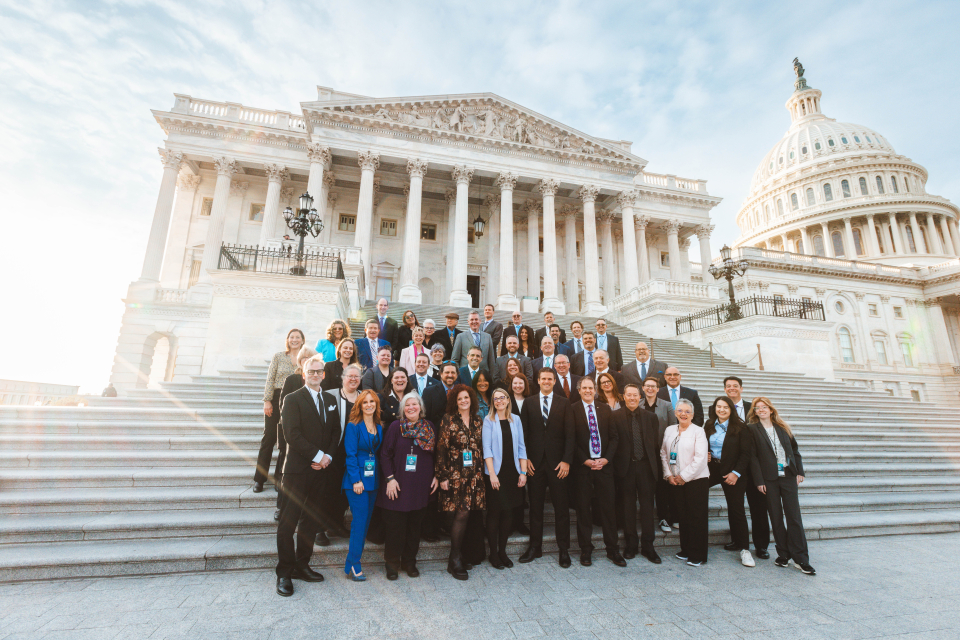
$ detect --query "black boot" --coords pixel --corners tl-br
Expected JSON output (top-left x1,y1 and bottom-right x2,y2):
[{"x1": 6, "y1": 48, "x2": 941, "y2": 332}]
[{"x1": 447, "y1": 554, "x2": 468, "y2": 580}]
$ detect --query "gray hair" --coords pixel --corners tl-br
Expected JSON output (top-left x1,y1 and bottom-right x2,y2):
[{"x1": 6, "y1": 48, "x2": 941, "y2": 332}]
[
  {"x1": 400, "y1": 392, "x2": 425, "y2": 421},
  {"x1": 424, "y1": 319, "x2": 436, "y2": 328},
  {"x1": 675, "y1": 398, "x2": 695, "y2": 414},
  {"x1": 343, "y1": 363, "x2": 363, "y2": 377},
  {"x1": 429, "y1": 343, "x2": 445, "y2": 353}
]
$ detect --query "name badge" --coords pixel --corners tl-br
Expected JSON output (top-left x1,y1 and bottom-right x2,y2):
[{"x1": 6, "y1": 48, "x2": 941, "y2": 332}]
[
  {"x1": 669, "y1": 451, "x2": 678, "y2": 466},
  {"x1": 777, "y1": 462, "x2": 785, "y2": 476},
  {"x1": 405, "y1": 454, "x2": 417, "y2": 472},
  {"x1": 364, "y1": 459, "x2": 375, "y2": 477},
  {"x1": 462, "y1": 451, "x2": 473, "y2": 467}
]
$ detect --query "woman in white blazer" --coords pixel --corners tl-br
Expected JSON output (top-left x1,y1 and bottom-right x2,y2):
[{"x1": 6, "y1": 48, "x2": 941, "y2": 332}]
[
  {"x1": 660, "y1": 398, "x2": 709, "y2": 567},
  {"x1": 398, "y1": 327, "x2": 429, "y2": 374},
  {"x1": 482, "y1": 388, "x2": 528, "y2": 569}
]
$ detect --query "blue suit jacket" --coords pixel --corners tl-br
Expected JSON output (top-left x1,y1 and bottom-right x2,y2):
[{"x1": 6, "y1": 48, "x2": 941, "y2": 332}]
[
  {"x1": 342, "y1": 421, "x2": 383, "y2": 492},
  {"x1": 458, "y1": 366, "x2": 481, "y2": 387},
  {"x1": 355, "y1": 338, "x2": 390, "y2": 370},
  {"x1": 412, "y1": 373, "x2": 440, "y2": 395}
]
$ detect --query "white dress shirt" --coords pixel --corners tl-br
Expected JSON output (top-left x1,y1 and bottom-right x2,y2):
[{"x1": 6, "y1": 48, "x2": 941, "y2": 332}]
[
  {"x1": 733, "y1": 399, "x2": 746, "y2": 420},
  {"x1": 306, "y1": 386, "x2": 327, "y2": 463},
  {"x1": 582, "y1": 401, "x2": 601, "y2": 458}
]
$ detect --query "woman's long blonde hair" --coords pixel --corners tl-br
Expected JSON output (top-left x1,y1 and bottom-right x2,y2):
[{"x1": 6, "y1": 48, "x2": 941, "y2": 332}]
[
  {"x1": 295, "y1": 346, "x2": 318, "y2": 374},
  {"x1": 747, "y1": 396, "x2": 793, "y2": 437}
]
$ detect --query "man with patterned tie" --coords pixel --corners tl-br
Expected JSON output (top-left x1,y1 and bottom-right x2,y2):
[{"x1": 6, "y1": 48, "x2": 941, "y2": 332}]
[
  {"x1": 564, "y1": 320, "x2": 585, "y2": 354},
  {"x1": 622, "y1": 342, "x2": 669, "y2": 388},
  {"x1": 451, "y1": 311, "x2": 495, "y2": 373},
  {"x1": 374, "y1": 298, "x2": 399, "y2": 349},
  {"x1": 657, "y1": 367, "x2": 704, "y2": 426},
  {"x1": 571, "y1": 377, "x2": 624, "y2": 568},
  {"x1": 355, "y1": 319, "x2": 390, "y2": 370},
  {"x1": 570, "y1": 331, "x2": 598, "y2": 377}
]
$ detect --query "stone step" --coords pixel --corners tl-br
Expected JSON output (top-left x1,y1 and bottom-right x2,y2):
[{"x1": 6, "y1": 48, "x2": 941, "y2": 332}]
[
  {"x1": 0, "y1": 435, "x2": 262, "y2": 451},
  {"x1": 0, "y1": 466, "x2": 256, "y2": 490},
  {"x1": 0, "y1": 449, "x2": 270, "y2": 469}
]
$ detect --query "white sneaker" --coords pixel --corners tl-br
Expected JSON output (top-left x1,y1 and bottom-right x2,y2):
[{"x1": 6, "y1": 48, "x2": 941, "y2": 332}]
[
  {"x1": 740, "y1": 549, "x2": 755, "y2": 567},
  {"x1": 659, "y1": 519, "x2": 672, "y2": 533}
]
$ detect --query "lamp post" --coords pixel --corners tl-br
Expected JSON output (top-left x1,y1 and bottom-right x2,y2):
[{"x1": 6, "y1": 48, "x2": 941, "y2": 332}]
[
  {"x1": 707, "y1": 245, "x2": 749, "y2": 321},
  {"x1": 282, "y1": 192, "x2": 323, "y2": 275}
]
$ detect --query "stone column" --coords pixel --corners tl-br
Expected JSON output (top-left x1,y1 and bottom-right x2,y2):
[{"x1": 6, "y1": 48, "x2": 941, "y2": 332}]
[
  {"x1": 664, "y1": 219, "x2": 682, "y2": 280},
  {"x1": 355, "y1": 151, "x2": 380, "y2": 297},
  {"x1": 635, "y1": 216, "x2": 650, "y2": 284},
  {"x1": 939, "y1": 215, "x2": 956, "y2": 257},
  {"x1": 496, "y1": 173, "x2": 519, "y2": 310},
  {"x1": 843, "y1": 217, "x2": 857, "y2": 258},
  {"x1": 926, "y1": 212, "x2": 945, "y2": 254},
  {"x1": 951, "y1": 218, "x2": 960, "y2": 256},
  {"x1": 398, "y1": 159, "x2": 428, "y2": 303},
  {"x1": 525, "y1": 199, "x2": 541, "y2": 303},
  {"x1": 579, "y1": 185, "x2": 605, "y2": 314},
  {"x1": 321, "y1": 174, "x2": 336, "y2": 244},
  {"x1": 865, "y1": 214, "x2": 880, "y2": 257},
  {"x1": 538, "y1": 179, "x2": 563, "y2": 312},
  {"x1": 257, "y1": 164, "x2": 289, "y2": 247},
  {"x1": 908, "y1": 212, "x2": 924, "y2": 253},
  {"x1": 444, "y1": 189, "x2": 456, "y2": 300},
  {"x1": 160, "y1": 172, "x2": 200, "y2": 287},
  {"x1": 799, "y1": 226, "x2": 811, "y2": 255},
  {"x1": 449, "y1": 165, "x2": 474, "y2": 306},
  {"x1": 484, "y1": 195, "x2": 501, "y2": 303},
  {"x1": 598, "y1": 210, "x2": 617, "y2": 304},
  {"x1": 923, "y1": 299, "x2": 959, "y2": 368},
  {"x1": 694, "y1": 224, "x2": 714, "y2": 278},
  {"x1": 305, "y1": 143, "x2": 330, "y2": 234},
  {"x1": 888, "y1": 213, "x2": 905, "y2": 254},
  {"x1": 199, "y1": 156, "x2": 239, "y2": 280},
  {"x1": 617, "y1": 191, "x2": 640, "y2": 292},
  {"x1": 140, "y1": 149, "x2": 183, "y2": 281},
  {"x1": 560, "y1": 206, "x2": 580, "y2": 311},
  {"x1": 779, "y1": 233, "x2": 789, "y2": 252},
  {"x1": 820, "y1": 222, "x2": 835, "y2": 257},
  {"x1": 646, "y1": 234, "x2": 660, "y2": 278}
]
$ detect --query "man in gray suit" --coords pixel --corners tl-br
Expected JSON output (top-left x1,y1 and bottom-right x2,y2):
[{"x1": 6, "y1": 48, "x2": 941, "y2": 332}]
[
  {"x1": 451, "y1": 310, "x2": 495, "y2": 374},
  {"x1": 481, "y1": 304, "x2": 503, "y2": 357},
  {"x1": 495, "y1": 335, "x2": 534, "y2": 383},
  {"x1": 621, "y1": 342, "x2": 669, "y2": 387}
]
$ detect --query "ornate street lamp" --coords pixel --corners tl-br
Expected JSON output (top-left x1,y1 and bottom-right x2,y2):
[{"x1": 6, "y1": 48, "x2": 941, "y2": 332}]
[
  {"x1": 708, "y1": 245, "x2": 749, "y2": 320},
  {"x1": 472, "y1": 211, "x2": 486, "y2": 238},
  {"x1": 282, "y1": 191, "x2": 323, "y2": 275}
]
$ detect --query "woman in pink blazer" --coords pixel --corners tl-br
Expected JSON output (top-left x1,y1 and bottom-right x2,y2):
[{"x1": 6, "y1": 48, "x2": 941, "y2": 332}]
[{"x1": 399, "y1": 327, "x2": 429, "y2": 374}]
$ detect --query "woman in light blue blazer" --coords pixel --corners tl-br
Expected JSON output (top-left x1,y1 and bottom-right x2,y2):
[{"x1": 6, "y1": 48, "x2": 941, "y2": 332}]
[
  {"x1": 482, "y1": 388, "x2": 528, "y2": 569},
  {"x1": 342, "y1": 390, "x2": 383, "y2": 581}
]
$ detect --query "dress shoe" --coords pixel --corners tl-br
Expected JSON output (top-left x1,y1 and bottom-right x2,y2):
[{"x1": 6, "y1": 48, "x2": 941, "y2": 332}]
[
  {"x1": 756, "y1": 548, "x2": 770, "y2": 560},
  {"x1": 580, "y1": 553, "x2": 592, "y2": 567},
  {"x1": 403, "y1": 564, "x2": 420, "y2": 578},
  {"x1": 641, "y1": 550, "x2": 662, "y2": 564},
  {"x1": 607, "y1": 552, "x2": 627, "y2": 567},
  {"x1": 447, "y1": 558, "x2": 468, "y2": 580},
  {"x1": 315, "y1": 531, "x2": 330, "y2": 547},
  {"x1": 518, "y1": 547, "x2": 542, "y2": 563},
  {"x1": 558, "y1": 549, "x2": 571, "y2": 568},
  {"x1": 276, "y1": 576, "x2": 293, "y2": 597},
  {"x1": 724, "y1": 542, "x2": 740, "y2": 551},
  {"x1": 348, "y1": 566, "x2": 366, "y2": 582},
  {"x1": 253, "y1": 482, "x2": 265, "y2": 493},
  {"x1": 658, "y1": 519, "x2": 672, "y2": 533},
  {"x1": 291, "y1": 565, "x2": 324, "y2": 582},
  {"x1": 490, "y1": 556, "x2": 505, "y2": 570},
  {"x1": 623, "y1": 548, "x2": 638, "y2": 560},
  {"x1": 386, "y1": 565, "x2": 399, "y2": 580},
  {"x1": 273, "y1": 509, "x2": 281, "y2": 522},
  {"x1": 499, "y1": 552, "x2": 514, "y2": 568}
]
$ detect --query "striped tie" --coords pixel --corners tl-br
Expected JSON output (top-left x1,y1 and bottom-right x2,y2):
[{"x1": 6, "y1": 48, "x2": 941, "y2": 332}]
[{"x1": 542, "y1": 395, "x2": 549, "y2": 422}]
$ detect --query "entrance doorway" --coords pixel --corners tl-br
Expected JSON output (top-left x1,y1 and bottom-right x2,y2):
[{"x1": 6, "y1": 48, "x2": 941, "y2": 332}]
[{"x1": 467, "y1": 275, "x2": 480, "y2": 308}]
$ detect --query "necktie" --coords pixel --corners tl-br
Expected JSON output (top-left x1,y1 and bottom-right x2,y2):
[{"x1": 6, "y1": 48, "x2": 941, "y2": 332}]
[
  {"x1": 586, "y1": 351, "x2": 594, "y2": 374},
  {"x1": 640, "y1": 362, "x2": 647, "y2": 380},
  {"x1": 563, "y1": 377, "x2": 570, "y2": 397},
  {"x1": 542, "y1": 395, "x2": 549, "y2": 422},
  {"x1": 473, "y1": 332, "x2": 480, "y2": 347},
  {"x1": 418, "y1": 377, "x2": 425, "y2": 394},
  {"x1": 576, "y1": 339, "x2": 581, "y2": 353},
  {"x1": 587, "y1": 405, "x2": 601, "y2": 456},
  {"x1": 670, "y1": 387, "x2": 678, "y2": 409},
  {"x1": 544, "y1": 356, "x2": 551, "y2": 368},
  {"x1": 737, "y1": 404, "x2": 745, "y2": 419},
  {"x1": 370, "y1": 339, "x2": 377, "y2": 359}
]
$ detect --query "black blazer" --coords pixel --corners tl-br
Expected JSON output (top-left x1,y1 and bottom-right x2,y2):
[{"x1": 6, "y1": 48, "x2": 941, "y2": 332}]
[
  {"x1": 278, "y1": 373, "x2": 305, "y2": 412},
  {"x1": 572, "y1": 402, "x2": 618, "y2": 471},
  {"x1": 500, "y1": 323, "x2": 533, "y2": 354},
  {"x1": 379, "y1": 392, "x2": 404, "y2": 427},
  {"x1": 554, "y1": 373, "x2": 582, "y2": 405},
  {"x1": 621, "y1": 358, "x2": 669, "y2": 387},
  {"x1": 658, "y1": 385, "x2": 705, "y2": 427},
  {"x1": 613, "y1": 407, "x2": 661, "y2": 480},
  {"x1": 533, "y1": 326, "x2": 567, "y2": 348},
  {"x1": 481, "y1": 320, "x2": 503, "y2": 355},
  {"x1": 435, "y1": 327, "x2": 462, "y2": 360},
  {"x1": 704, "y1": 419, "x2": 754, "y2": 479},
  {"x1": 588, "y1": 370, "x2": 627, "y2": 394},
  {"x1": 280, "y1": 386, "x2": 341, "y2": 474},
  {"x1": 596, "y1": 334, "x2": 623, "y2": 371},
  {"x1": 747, "y1": 422, "x2": 805, "y2": 483},
  {"x1": 376, "y1": 316, "x2": 399, "y2": 348},
  {"x1": 519, "y1": 392, "x2": 575, "y2": 470},
  {"x1": 569, "y1": 350, "x2": 593, "y2": 377},
  {"x1": 422, "y1": 383, "x2": 452, "y2": 429},
  {"x1": 394, "y1": 324, "x2": 418, "y2": 362},
  {"x1": 320, "y1": 359, "x2": 347, "y2": 391}
]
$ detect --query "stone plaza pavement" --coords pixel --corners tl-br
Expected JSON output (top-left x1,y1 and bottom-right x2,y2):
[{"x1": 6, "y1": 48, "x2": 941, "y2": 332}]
[{"x1": 2, "y1": 532, "x2": 958, "y2": 640}]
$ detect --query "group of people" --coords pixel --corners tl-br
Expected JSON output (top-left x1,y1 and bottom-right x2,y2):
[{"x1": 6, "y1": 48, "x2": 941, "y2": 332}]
[{"x1": 257, "y1": 299, "x2": 815, "y2": 598}]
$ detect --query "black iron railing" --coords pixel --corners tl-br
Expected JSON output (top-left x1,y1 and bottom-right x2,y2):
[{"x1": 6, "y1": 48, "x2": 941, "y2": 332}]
[
  {"x1": 218, "y1": 244, "x2": 344, "y2": 279},
  {"x1": 676, "y1": 295, "x2": 825, "y2": 334}
]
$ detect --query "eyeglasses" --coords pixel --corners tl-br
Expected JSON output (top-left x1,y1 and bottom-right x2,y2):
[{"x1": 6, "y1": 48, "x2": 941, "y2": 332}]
[
  {"x1": 306, "y1": 369, "x2": 323, "y2": 376},
  {"x1": 493, "y1": 396, "x2": 509, "y2": 402}
]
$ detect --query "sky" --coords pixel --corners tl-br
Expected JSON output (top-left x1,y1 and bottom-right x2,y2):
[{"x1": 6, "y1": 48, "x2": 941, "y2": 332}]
[{"x1": 2, "y1": 0, "x2": 959, "y2": 393}]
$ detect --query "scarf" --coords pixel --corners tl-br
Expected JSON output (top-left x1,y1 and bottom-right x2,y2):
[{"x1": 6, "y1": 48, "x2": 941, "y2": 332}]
[{"x1": 401, "y1": 417, "x2": 435, "y2": 452}]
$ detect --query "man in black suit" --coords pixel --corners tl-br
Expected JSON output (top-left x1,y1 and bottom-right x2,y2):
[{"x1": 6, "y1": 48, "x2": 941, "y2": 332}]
[
  {"x1": 457, "y1": 347, "x2": 485, "y2": 386},
  {"x1": 533, "y1": 311, "x2": 567, "y2": 347},
  {"x1": 549, "y1": 325, "x2": 572, "y2": 356},
  {"x1": 275, "y1": 355, "x2": 341, "y2": 596},
  {"x1": 481, "y1": 304, "x2": 503, "y2": 357},
  {"x1": 500, "y1": 310, "x2": 532, "y2": 354},
  {"x1": 373, "y1": 298, "x2": 399, "y2": 348},
  {"x1": 570, "y1": 331, "x2": 598, "y2": 377},
  {"x1": 621, "y1": 342, "x2": 669, "y2": 387},
  {"x1": 658, "y1": 367, "x2": 704, "y2": 426},
  {"x1": 554, "y1": 354, "x2": 581, "y2": 405},
  {"x1": 586, "y1": 350, "x2": 626, "y2": 390},
  {"x1": 725, "y1": 376, "x2": 770, "y2": 559},
  {"x1": 411, "y1": 354, "x2": 440, "y2": 396},
  {"x1": 434, "y1": 312, "x2": 462, "y2": 360},
  {"x1": 593, "y1": 319, "x2": 623, "y2": 371},
  {"x1": 571, "y1": 377, "x2": 625, "y2": 567},
  {"x1": 518, "y1": 368, "x2": 575, "y2": 568},
  {"x1": 614, "y1": 384, "x2": 663, "y2": 564}
]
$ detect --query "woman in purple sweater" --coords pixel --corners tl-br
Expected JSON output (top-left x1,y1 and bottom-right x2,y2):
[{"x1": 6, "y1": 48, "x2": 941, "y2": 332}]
[{"x1": 377, "y1": 392, "x2": 438, "y2": 580}]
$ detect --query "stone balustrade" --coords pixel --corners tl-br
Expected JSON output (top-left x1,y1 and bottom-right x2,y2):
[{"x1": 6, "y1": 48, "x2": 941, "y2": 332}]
[
  {"x1": 734, "y1": 247, "x2": 923, "y2": 278},
  {"x1": 640, "y1": 171, "x2": 707, "y2": 193},
  {"x1": 172, "y1": 94, "x2": 306, "y2": 131},
  {"x1": 154, "y1": 288, "x2": 188, "y2": 304}
]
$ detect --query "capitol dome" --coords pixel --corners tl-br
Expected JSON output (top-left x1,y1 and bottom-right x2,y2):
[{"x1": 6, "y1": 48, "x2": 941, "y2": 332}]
[{"x1": 734, "y1": 61, "x2": 959, "y2": 267}]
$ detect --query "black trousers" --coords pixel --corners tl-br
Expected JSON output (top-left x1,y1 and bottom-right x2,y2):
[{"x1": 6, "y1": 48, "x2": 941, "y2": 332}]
[
  {"x1": 674, "y1": 477, "x2": 709, "y2": 563},
  {"x1": 620, "y1": 460, "x2": 658, "y2": 554},
  {"x1": 745, "y1": 476, "x2": 770, "y2": 551},
  {"x1": 764, "y1": 474, "x2": 809, "y2": 565},
  {"x1": 656, "y1": 477, "x2": 678, "y2": 524},
  {"x1": 276, "y1": 469, "x2": 330, "y2": 578},
  {"x1": 382, "y1": 507, "x2": 424, "y2": 570},
  {"x1": 574, "y1": 467, "x2": 618, "y2": 555},
  {"x1": 319, "y1": 462, "x2": 348, "y2": 532},
  {"x1": 254, "y1": 389, "x2": 282, "y2": 484},
  {"x1": 526, "y1": 460, "x2": 571, "y2": 551},
  {"x1": 708, "y1": 461, "x2": 749, "y2": 550}
]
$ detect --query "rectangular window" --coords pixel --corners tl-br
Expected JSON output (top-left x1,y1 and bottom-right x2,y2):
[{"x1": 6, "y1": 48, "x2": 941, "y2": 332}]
[
  {"x1": 874, "y1": 340, "x2": 888, "y2": 365},
  {"x1": 339, "y1": 214, "x2": 356, "y2": 232},
  {"x1": 199, "y1": 197, "x2": 213, "y2": 217},
  {"x1": 910, "y1": 389, "x2": 920, "y2": 402},
  {"x1": 538, "y1": 237, "x2": 544, "y2": 253},
  {"x1": 773, "y1": 294, "x2": 785, "y2": 302},
  {"x1": 187, "y1": 260, "x2": 202, "y2": 287},
  {"x1": 660, "y1": 251, "x2": 670, "y2": 267},
  {"x1": 901, "y1": 342, "x2": 913, "y2": 367},
  {"x1": 468, "y1": 228, "x2": 476, "y2": 244},
  {"x1": 894, "y1": 306, "x2": 903, "y2": 318},
  {"x1": 576, "y1": 242, "x2": 581, "y2": 258},
  {"x1": 249, "y1": 203, "x2": 265, "y2": 222},
  {"x1": 802, "y1": 296, "x2": 812, "y2": 303},
  {"x1": 421, "y1": 224, "x2": 437, "y2": 241},
  {"x1": 380, "y1": 219, "x2": 397, "y2": 236},
  {"x1": 868, "y1": 303, "x2": 878, "y2": 316}
]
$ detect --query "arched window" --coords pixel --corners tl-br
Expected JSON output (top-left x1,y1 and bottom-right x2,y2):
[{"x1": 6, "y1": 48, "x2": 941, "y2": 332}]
[
  {"x1": 832, "y1": 231, "x2": 845, "y2": 257},
  {"x1": 853, "y1": 228, "x2": 864, "y2": 256},
  {"x1": 841, "y1": 180, "x2": 851, "y2": 198},
  {"x1": 854, "y1": 135, "x2": 861, "y2": 143},
  {"x1": 890, "y1": 176, "x2": 899, "y2": 193},
  {"x1": 839, "y1": 327, "x2": 855, "y2": 363},
  {"x1": 876, "y1": 176, "x2": 885, "y2": 194},
  {"x1": 796, "y1": 238, "x2": 804, "y2": 254},
  {"x1": 859, "y1": 177, "x2": 868, "y2": 195},
  {"x1": 903, "y1": 177, "x2": 910, "y2": 193},
  {"x1": 805, "y1": 188, "x2": 815, "y2": 206},
  {"x1": 813, "y1": 235, "x2": 825, "y2": 256},
  {"x1": 905, "y1": 224, "x2": 917, "y2": 252},
  {"x1": 841, "y1": 136, "x2": 848, "y2": 144},
  {"x1": 823, "y1": 183, "x2": 833, "y2": 201},
  {"x1": 815, "y1": 141, "x2": 822, "y2": 150},
  {"x1": 790, "y1": 193, "x2": 799, "y2": 210},
  {"x1": 801, "y1": 145, "x2": 808, "y2": 154},
  {"x1": 875, "y1": 226, "x2": 885, "y2": 253},
  {"x1": 828, "y1": 138, "x2": 835, "y2": 147},
  {"x1": 865, "y1": 134, "x2": 872, "y2": 142},
  {"x1": 790, "y1": 150, "x2": 795, "y2": 160},
  {"x1": 777, "y1": 199, "x2": 784, "y2": 216},
  {"x1": 900, "y1": 341, "x2": 914, "y2": 367},
  {"x1": 874, "y1": 338, "x2": 888, "y2": 365}
]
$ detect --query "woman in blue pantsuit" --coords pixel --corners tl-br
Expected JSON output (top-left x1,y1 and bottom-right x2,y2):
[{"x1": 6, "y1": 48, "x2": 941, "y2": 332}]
[{"x1": 342, "y1": 390, "x2": 383, "y2": 581}]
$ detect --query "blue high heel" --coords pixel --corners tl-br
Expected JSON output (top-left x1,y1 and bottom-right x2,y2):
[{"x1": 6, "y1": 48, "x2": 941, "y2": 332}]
[{"x1": 348, "y1": 566, "x2": 366, "y2": 582}]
